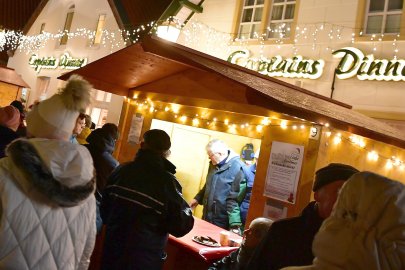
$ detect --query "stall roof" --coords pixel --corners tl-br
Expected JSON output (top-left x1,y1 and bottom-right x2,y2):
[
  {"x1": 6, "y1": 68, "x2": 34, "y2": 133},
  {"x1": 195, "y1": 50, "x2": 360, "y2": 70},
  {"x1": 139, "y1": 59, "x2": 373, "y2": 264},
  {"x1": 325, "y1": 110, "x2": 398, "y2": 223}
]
[
  {"x1": 0, "y1": 66, "x2": 30, "y2": 88},
  {"x1": 59, "y1": 35, "x2": 405, "y2": 149}
]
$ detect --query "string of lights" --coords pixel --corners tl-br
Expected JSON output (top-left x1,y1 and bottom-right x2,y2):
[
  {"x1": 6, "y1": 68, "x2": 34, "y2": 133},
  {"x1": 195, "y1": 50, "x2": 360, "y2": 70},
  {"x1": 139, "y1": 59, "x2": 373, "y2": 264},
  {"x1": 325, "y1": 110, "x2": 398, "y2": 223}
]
[
  {"x1": 0, "y1": 18, "x2": 402, "y2": 57},
  {"x1": 128, "y1": 97, "x2": 405, "y2": 171}
]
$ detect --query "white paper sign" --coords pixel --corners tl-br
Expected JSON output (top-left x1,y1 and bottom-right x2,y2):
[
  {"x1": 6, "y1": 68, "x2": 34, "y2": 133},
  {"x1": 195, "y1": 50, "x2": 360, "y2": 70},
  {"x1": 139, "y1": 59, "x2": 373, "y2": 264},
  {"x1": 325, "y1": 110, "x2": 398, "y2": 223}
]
[
  {"x1": 127, "y1": 113, "x2": 144, "y2": 144},
  {"x1": 264, "y1": 141, "x2": 304, "y2": 204}
]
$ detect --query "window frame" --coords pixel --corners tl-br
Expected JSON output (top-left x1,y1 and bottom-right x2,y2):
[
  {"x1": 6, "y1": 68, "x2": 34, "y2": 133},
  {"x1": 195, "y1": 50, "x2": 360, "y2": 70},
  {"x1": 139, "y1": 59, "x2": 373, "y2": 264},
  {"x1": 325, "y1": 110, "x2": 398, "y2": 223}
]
[
  {"x1": 355, "y1": 0, "x2": 405, "y2": 41},
  {"x1": 92, "y1": 14, "x2": 107, "y2": 46},
  {"x1": 364, "y1": 0, "x2": 403, "y2": 35},
  {"x1": 59, "y1": 5, "x2": 75, "y2": 46},
  {"x1": 233, "y1": 0, "x2": 298, "y2": 44}
]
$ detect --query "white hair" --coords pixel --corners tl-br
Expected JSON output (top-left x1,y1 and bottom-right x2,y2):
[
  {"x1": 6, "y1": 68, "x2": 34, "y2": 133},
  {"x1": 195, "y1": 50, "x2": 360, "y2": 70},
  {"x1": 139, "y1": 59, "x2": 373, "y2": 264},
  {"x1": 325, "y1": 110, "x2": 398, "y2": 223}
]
[{"x1": 206, "y1": 139, "x2": 229, "y2": 154}]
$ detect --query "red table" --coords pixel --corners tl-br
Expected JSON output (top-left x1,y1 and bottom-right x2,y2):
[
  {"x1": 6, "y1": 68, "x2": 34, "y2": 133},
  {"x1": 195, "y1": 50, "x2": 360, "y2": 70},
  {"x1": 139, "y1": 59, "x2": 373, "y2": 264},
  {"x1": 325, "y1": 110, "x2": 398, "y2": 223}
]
[{"x1": 164, "y1": 217, "x2": 242, "y2": 270}]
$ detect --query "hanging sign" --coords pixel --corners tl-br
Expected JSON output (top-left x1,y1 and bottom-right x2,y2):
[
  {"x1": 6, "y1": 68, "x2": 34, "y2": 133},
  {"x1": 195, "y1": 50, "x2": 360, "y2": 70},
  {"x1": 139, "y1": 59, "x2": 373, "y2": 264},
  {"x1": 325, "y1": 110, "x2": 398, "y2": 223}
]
[
  {"x1": 28, "y1": 52, "x2": 87, "y2": 73},
  {"x1": 264, "y1": 141, "x2": 304, "y2": 204},
  {"x1": 227, "y1": 49, "x2": 325, "y2": 79},
  {"x1": 333, "y1": 47, "x2": 405, "y2": 81}
]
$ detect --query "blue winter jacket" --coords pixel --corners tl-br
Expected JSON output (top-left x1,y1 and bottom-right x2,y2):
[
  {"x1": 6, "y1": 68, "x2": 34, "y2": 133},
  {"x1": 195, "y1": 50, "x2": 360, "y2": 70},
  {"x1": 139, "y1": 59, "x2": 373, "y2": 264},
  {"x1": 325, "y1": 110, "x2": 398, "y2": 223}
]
[{"x1": 195, "y1": 151, "x2": 245, "y2": 229}]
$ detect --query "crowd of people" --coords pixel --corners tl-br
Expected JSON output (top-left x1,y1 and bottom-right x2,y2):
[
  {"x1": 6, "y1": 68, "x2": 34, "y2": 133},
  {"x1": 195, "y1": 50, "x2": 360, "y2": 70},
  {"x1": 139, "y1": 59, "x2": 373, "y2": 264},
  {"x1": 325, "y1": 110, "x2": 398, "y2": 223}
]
[{"x1": 0, "y1": 75, "x2": 404, "y2": 270}]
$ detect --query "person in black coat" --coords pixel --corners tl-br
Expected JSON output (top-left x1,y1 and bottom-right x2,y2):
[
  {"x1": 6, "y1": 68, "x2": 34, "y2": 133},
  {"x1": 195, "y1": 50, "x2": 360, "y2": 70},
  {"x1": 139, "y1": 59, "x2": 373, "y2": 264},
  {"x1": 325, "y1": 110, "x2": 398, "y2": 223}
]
[
  {"x1": 100, "y1": 129, "x2": 194, "y2": 270},
  {"x1": 85, "y1": 123, "x2": 119, "y2": 193},
  {"x1": 247, "y1": 163, "x2": 359, "y2": 270},
  {"x1": 0, "y1": 106, "x2": 21, "y2": 158},
  {"x1": 85, "y1": 123, "x2": 119, "y2": 232}
]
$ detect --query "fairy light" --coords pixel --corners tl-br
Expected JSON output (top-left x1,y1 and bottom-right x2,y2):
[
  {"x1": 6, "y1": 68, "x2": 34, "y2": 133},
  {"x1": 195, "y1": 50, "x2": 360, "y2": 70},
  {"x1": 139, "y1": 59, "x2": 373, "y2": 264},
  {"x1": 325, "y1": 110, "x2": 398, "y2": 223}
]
[
  {"x1": 192, "y1": 118, "x2": 199, "y2": 126},
  {"x1": 180, "y1": 115, "x2": 187, "y2": 123},
  {"x1": 367, "y1": 150, "x2": 379, "y2": 161},
  {"x1": 386, "y1": 160, "x2": 393, "y2": 170},
  {"x1": 333, "y1": 133, "x2": 342, "y2": 144},
  {"x1": 280, "y1": 120, "x2": 288, "y2": 129}
]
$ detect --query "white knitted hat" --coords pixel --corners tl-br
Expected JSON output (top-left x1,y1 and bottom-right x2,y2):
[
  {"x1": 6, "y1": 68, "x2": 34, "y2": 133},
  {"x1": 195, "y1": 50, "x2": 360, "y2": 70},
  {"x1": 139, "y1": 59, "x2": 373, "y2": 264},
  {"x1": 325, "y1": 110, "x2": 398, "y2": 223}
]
[{"x1": 26, "y1": 75, "x2": 92, "y2": 140}]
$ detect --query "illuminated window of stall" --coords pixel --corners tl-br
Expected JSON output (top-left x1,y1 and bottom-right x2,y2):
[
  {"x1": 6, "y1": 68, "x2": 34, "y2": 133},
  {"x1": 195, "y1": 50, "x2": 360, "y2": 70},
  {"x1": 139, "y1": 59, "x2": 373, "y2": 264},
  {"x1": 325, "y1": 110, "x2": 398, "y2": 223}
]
[{"x1": 60, "y1": 5, "x2": 75, "y2": 46}]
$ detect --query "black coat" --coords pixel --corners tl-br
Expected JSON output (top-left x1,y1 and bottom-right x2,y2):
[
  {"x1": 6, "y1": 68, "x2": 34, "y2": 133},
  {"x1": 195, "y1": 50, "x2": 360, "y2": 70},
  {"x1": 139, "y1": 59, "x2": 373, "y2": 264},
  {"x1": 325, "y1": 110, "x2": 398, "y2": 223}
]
[
  {"x1": 100, "y1": 149, "x2": 194, "y2": 270},
  {"x1": 247, "y1": 201, "x2": 323, "y2": 270},
  {"x1": 85, "y1": 128, "x2": 119, "y2": 194},
  {"x1": 0, "y1": 125, "x2": 19, "y2": 158}
]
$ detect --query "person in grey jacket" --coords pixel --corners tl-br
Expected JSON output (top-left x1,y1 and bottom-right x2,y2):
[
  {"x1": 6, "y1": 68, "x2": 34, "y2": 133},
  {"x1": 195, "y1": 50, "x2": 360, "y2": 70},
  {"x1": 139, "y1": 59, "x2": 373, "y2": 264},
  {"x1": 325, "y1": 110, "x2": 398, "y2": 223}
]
[{"x1": 190, "y1": 139, "x2": 246, "y2": 232}]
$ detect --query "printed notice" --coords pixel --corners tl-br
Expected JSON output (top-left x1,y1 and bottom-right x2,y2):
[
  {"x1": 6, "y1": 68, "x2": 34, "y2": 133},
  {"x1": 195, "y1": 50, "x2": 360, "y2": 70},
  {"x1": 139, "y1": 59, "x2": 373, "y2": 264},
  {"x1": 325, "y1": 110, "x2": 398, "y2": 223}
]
[
  {"x1": 127, "y1": 113, "x2": 144, "y2": 144},
  {"x1": 264, "y1": 141, "x2": 304, "y2": 204}
]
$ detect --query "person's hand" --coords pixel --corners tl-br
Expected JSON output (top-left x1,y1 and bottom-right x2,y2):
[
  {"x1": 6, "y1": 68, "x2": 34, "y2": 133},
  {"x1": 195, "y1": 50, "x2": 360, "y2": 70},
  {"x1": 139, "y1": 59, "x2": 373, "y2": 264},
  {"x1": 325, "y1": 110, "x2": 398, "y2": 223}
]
[
  {"x1": 229, "y1": 225, "x2": 242, "y2": 236},
  {"x1": 189, "y1": 199, "x2": 199, "y2": 209}
]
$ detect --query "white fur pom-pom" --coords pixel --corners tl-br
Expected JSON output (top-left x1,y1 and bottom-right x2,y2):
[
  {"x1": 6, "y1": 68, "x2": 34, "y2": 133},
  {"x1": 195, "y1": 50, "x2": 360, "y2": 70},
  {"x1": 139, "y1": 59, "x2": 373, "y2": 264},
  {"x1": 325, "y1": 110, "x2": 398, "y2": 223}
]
[{"x1": 59, "y1": 74, "x2": 92, "y2": 112}]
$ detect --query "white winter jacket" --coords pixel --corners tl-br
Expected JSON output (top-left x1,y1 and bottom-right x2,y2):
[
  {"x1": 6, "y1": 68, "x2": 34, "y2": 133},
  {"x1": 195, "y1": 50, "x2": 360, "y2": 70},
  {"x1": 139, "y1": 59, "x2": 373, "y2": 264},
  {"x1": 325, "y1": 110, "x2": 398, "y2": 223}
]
[
  {"x1": 0, "y1": 138, "x2": 96, "y2": 270},
  {"x1": 282, "y1": 171, "x2": 405, "y2": 270}
]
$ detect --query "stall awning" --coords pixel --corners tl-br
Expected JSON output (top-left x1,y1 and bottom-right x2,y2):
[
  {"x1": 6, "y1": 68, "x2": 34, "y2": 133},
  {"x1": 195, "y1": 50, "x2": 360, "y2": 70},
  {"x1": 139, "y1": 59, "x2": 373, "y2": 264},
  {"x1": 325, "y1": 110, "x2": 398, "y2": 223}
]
[
  {"x1": 0, "y1": 66, "x2": 30, "y2": 88},
  {"x1": 58, "y1": 35, "x2": 405, "y2": 149}
]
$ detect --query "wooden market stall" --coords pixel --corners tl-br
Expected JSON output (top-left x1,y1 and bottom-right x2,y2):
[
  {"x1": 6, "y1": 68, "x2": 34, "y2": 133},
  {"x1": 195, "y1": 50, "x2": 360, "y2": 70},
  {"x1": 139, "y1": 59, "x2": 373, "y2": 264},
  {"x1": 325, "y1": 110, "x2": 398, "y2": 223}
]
[
  {"x1": 60, "y1": 35, "x2": 405, "y2": 218},
  {"x1": 59, "y1": 35, "x2": 405, "y2": 267},
  {"x1": 0, "y1": 66, "x2": 30, "y2": 107}
]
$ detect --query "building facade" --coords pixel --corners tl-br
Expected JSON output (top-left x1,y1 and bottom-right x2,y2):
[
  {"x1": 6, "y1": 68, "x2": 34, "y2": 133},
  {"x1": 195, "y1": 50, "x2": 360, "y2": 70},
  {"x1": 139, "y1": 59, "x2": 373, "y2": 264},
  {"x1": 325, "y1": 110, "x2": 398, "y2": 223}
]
[
  {"x1": 7, "y1": 0, "x2": 126, "y2": 126},
  {"x1": 176, "y1": 0, "x2": 405, "y2": 128}
]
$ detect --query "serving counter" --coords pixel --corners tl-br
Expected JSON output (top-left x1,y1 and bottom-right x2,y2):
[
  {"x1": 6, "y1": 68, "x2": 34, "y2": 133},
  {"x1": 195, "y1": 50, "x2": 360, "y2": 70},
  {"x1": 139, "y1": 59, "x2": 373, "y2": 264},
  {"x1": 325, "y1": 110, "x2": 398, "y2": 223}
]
[{"x1": 164, "y1": 217, "x2": 242, "y2": 270}]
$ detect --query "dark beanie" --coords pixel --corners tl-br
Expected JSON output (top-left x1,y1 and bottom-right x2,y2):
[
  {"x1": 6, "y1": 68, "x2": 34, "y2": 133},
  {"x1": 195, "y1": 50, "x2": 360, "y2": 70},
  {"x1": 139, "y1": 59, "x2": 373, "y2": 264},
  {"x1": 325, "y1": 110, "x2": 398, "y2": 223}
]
[
  {"x1": 313, "y1": 163, "x2": 359, "y2": 191},
  {"x1": 143, "y1": 129, "x2": 171, "y2": 152}
]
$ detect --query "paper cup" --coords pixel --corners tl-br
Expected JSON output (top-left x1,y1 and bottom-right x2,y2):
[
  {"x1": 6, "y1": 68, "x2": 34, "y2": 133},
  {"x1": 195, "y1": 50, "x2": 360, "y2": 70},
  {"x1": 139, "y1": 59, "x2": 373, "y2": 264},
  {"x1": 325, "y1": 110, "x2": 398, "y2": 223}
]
[{"x1": 219, "y1": 230, "x2": 230, "y2": 246}]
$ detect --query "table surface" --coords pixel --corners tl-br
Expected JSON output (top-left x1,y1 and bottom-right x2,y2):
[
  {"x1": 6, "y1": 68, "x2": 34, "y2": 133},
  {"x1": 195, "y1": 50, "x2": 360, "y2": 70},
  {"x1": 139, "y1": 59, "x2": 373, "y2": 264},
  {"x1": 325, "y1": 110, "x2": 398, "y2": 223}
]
[{"x1": 168, "y1": 217, "x2": 242, "y2": 262}]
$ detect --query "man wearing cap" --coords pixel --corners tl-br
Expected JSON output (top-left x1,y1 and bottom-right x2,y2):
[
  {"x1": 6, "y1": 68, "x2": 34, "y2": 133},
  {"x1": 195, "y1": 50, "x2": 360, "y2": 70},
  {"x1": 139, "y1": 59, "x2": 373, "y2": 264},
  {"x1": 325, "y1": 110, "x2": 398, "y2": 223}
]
[
  {"x1": 247, "y1": 163, "x2": 359, "y2": 270},
  {"x1": 100, "y1": 129, "x2": 194, "y2": 270}
]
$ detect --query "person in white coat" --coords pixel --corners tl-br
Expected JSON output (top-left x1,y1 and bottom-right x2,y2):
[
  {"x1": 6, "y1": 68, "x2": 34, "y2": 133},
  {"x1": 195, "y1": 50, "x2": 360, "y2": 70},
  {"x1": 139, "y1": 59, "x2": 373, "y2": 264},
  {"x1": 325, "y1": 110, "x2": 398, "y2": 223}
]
[
  {"x1": 0, "y1": 75, "x2": 96, "y2": 270},
  {"x1": 282, "y1": 171, "x2": 405, "y2": 270}
]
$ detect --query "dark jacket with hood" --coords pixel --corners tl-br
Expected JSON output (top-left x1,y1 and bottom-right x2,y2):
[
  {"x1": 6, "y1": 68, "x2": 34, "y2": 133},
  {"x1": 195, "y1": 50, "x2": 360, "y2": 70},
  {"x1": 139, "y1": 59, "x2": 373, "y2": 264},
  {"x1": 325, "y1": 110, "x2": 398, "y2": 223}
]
[
  {"x1": 84, "y1": 128, "x2": 119, "y2": 195},
  {"x1": 0, "y1": 125, "x2": 20, "y2": 158},
  {"x1": 247, "y1": 201, "x2": 323, "y2": 270},
  {"x1": 100, "y1": 148, "x2": 194, "y2": 270},
  {"x1": 0, "y1": 138, "x2": 96, "y2": 269},
  {"x1": 195, "y1": 150, "x2": 246, "y2": 229}
]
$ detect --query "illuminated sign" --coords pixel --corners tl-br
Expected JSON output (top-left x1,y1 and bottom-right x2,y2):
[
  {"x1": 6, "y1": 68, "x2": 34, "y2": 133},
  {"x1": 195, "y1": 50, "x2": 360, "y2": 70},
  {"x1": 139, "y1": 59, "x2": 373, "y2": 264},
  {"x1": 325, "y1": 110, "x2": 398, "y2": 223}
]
[
  {"x1": 29, "y1": 52, "x2": 87, "y2": 73},
  {"x1": 333, "y1": 47, "x2": 405, "y2": 81},
  {"x1": 227, "y1": 50, "x2": 325, "y2": 80}
]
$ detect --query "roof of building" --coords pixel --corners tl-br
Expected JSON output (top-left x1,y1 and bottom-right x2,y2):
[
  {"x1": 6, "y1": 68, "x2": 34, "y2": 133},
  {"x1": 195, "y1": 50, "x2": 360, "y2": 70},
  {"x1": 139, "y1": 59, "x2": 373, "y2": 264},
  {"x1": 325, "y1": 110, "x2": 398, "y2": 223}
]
[
  {"x1": 0, "y1": 66, "x2": 30, "y2": 88},
  {"x1": 58, "y1": 35, "x2": 405, "y2": 149}
]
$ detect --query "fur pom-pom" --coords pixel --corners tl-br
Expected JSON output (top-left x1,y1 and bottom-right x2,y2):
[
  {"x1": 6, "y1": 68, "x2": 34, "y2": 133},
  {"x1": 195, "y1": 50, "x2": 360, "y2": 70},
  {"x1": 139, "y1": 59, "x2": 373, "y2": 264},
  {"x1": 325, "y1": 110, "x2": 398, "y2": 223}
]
[{"x1": 59, "y1": 74, "x2": 92, "y2": 112}]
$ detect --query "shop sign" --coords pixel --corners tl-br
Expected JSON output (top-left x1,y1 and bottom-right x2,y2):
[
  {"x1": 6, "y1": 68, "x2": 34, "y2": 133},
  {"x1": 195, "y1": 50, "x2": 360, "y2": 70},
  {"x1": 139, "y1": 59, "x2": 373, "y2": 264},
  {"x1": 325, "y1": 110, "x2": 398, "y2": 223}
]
[
  {"x1": 28, "y1": 52, "x2": 87, "y2": 73},
  {"x1": 228, "y1": 50, "x2": 324, "y2": 80},
  {"x1": 333, "y1": 47, "x2": 405, "y2": 81},
  {"x1": 228, "y1": 47, "x2": 405, "y2": 82}
]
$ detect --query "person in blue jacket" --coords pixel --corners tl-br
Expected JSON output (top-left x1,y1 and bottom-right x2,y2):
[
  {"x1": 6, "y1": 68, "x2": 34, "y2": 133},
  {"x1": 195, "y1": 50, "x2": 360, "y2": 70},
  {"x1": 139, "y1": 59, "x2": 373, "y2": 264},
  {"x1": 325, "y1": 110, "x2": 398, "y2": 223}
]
[{"x1": 190, "y1": 139, "x2": 246, "y2": 233}]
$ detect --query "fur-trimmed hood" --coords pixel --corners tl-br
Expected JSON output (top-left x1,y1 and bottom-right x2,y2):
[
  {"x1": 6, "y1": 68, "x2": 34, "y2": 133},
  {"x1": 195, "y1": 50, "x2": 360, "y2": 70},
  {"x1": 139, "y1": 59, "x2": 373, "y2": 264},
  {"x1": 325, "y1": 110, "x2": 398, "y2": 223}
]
[{"x1": 5, "y1": 138, "x2": 95, "y2": 206}]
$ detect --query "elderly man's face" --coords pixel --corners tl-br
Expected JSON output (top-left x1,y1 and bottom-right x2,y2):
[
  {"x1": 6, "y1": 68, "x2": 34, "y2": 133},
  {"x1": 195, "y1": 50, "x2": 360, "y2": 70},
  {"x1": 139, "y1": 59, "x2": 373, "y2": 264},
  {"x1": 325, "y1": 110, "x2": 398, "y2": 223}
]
[
  {"x1": 207, "y1": 150, "x2": 227, "y2": 165},
  {"x1": 314, "y1": 180, "x2": 346, "y2": 219}
]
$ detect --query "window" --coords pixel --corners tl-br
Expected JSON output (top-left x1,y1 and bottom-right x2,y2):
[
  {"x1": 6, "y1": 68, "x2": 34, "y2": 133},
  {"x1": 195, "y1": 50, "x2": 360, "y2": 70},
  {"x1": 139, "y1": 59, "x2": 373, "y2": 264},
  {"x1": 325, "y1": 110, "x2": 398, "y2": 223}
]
[
  {"x1": 364, "y1": 0, "x2": 403, "y2": 34},
  {"x1": 93, "y1": 14, "x2": 106, "y2": 45},
  {"x1": 60, "y1": 5, "x2": 75, "y2": 45},
  {"x1": 238, "y1": 0, "x2": 265, "y2": 39},
  {"x1": 39, "y1": 23, "x2": 45, "y2": 34},
  {"x1": 236, "y1": 0, "x2": 297, "y2": 40},
  {"x1": 267, "y1": 0, "x2": 296, "y2": 39}
]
